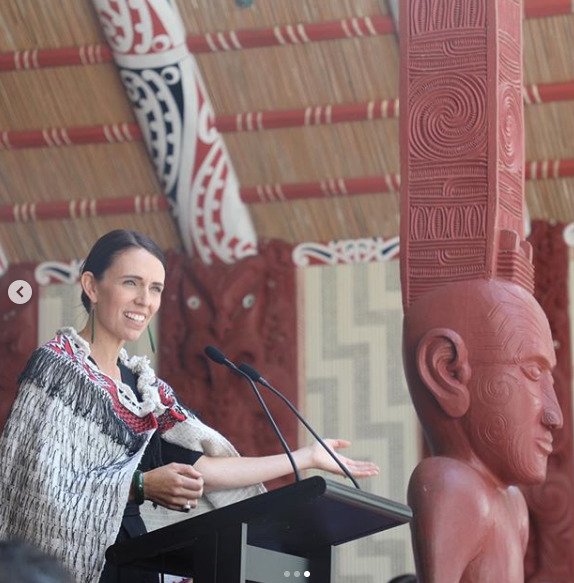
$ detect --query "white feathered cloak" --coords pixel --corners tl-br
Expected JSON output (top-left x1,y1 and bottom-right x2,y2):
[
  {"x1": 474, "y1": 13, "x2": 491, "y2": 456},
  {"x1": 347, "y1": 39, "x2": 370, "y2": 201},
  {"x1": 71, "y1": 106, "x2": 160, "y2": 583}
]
[{"x1": 0, "y1": 328, "x2": 263, "y2": 583}]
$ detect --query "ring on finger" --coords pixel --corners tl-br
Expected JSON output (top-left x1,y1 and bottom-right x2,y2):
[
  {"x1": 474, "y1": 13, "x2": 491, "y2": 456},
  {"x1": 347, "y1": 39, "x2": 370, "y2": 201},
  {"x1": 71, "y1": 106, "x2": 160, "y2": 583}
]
[{"x1": 182, "y1": 500, "x2": 192, "y2": 511}]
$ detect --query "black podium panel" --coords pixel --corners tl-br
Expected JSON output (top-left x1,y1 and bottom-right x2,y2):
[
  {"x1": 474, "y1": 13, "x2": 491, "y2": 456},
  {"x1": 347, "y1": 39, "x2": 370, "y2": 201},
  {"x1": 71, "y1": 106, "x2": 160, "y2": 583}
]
[{"x1": 106, "y1": 476, "x2": 412, "y2": 582}]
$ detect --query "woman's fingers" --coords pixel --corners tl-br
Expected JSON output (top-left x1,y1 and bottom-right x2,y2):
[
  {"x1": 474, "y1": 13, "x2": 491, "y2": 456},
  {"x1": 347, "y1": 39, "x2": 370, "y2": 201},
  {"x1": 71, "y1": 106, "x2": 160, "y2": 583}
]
[
  {"x1": 338, "y1": 456, "x2": 379, "y2": 475},
  {"x1": 317, "y1": 439, "x2": 380, "y2": 478},
  {"x1": 143, "y1": 463, "x2": 204, "y2": 510}
]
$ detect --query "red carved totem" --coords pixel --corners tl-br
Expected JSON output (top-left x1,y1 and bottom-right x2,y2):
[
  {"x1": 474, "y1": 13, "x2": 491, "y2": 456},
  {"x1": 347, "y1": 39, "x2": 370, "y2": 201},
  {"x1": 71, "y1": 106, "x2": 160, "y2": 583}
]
[
  {"x1": 158, "y1": 240, "x2": 298, "y2": 487},
  {"x1": 0, "y1": 265, "x2": 38, "y2": 432},
  {"x1": 400, "y1": 0, "x2": 530, "y2": 307},
  {"x1": 523, "y1": 221, "x2": 574, "y2": 582},
  {"x1": 400, "y1": 1, "x2": 564, "y2": 581}
]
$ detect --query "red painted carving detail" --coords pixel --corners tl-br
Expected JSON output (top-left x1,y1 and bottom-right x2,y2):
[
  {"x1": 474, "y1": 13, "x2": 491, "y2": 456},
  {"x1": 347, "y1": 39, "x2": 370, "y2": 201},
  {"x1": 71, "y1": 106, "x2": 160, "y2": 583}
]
[
  {"x1": 409, "y1": 0, "x2": 486, "y2": 35},
  {"x1": 404, "y1": 8, "x2": 491, "y2": 307},
  {"x1": 158, "y1": 241, "x2": 297, "y2": 487},
  {"x1": 401, "y1": 0, "x2": 532, "y2": 310},
  {"x1": 0, "y1": 265, "x2": 38, "y2": 431},
  {"x1": 522, "y1": 221, "x2": 574, "y2": 582},
  {"x1": 497, "y1": 0, "x2": 524, "y2": 243}
]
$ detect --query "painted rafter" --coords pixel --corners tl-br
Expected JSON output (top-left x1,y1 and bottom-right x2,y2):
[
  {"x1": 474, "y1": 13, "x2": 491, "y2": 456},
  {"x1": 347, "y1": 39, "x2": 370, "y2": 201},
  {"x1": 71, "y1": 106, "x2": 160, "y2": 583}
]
[
  {"x1": 3, "y1": 79, "x2": 574, "y2": 150},
  {"x1": 1, "y1": 158, "x2": 572, "y2": 224},
  {"x1": 0, "y1": 1, "x2": 569, "y2": 72},
  {"x1": 0, "y1": 194, "x2": 169, "y2": 223}
]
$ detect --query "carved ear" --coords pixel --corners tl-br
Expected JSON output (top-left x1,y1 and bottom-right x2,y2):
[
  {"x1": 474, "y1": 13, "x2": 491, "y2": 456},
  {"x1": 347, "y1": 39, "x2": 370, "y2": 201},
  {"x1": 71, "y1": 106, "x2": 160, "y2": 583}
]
[{"x1": 416, "y1": 328, "x2": 472, "y2": 418}]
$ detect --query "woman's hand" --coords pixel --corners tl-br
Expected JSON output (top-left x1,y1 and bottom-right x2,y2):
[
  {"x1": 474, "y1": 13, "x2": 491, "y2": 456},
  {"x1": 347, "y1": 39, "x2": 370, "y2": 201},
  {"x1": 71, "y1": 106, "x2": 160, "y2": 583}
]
[
  {"x1": 143, "y1": 462, "x2": 204, "y2": 511},
  {"x1": 295, "y1": 439, "x2": 379, "y2": 478}
]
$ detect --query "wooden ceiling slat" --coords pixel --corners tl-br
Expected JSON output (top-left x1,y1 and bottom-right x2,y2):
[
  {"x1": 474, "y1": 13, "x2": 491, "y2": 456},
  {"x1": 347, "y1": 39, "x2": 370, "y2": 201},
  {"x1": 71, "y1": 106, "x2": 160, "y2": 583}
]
[
  {"x1": 0, "y1": 144, "x2": 159, "y2": 205},
  {"x1": 0, "y1": 0, "x2": 103, "y2": 51},
  {"x1": 0, "y1": 66, "x2": 135, "y2": 128},
  {"x1": 0, "y1": 211, "x2": 181, "y2": 264}
]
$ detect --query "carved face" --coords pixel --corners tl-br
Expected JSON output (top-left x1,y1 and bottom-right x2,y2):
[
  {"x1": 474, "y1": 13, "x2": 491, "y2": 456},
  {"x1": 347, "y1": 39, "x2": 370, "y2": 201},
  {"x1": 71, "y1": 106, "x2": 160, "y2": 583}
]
[{"x1": 464, "y1": 294, "x2": 562, "y2": 485}]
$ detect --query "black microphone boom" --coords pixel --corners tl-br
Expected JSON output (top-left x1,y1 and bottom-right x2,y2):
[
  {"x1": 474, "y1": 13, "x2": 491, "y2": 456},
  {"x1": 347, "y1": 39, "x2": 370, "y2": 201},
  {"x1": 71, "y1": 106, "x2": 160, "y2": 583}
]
[
  {"x1": 203, "y1": 345, "x2": 301, "y2": 482},
  {"x1": 237, "y1": 362, "x2": 360, "y2": 489}
]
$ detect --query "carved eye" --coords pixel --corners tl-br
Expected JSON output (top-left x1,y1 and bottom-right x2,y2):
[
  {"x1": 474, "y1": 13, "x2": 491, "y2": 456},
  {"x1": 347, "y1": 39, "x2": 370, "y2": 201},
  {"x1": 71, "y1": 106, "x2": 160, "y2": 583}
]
[
  {"x1": 521, "y1": 364, "x2": 543, "y2": 381},
  {"x1": 242, "y1": 293, "x2": 256, "y2": 309},
  {"x1": 187, "y1": 295, "x2": 201, "y2": 310}
]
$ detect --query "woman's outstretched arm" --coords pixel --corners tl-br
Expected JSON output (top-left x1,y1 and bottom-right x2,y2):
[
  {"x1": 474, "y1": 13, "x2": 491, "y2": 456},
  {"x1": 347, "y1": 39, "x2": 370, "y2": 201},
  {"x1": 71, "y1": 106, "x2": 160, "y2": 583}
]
[{"x1": 193, "y1": 438, "x2": 379, "y2": 491}]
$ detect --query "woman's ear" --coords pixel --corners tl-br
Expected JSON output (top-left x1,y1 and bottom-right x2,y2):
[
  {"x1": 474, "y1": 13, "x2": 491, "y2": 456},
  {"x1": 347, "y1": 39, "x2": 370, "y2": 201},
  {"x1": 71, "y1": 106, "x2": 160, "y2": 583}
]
[
  {"x1": 80, "y1": 271, "x2": 98, "y2": 306},
  {"x1": 416, "y1": 328, "x2": 472, "y2": 418}
]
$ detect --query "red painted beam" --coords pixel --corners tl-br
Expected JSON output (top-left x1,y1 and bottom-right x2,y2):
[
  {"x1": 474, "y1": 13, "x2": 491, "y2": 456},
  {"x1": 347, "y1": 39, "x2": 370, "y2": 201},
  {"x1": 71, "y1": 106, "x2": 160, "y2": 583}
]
[
  {"x1": 524, "y1": 0, "x2": 573, "y2": 17},
  {"x1": 0, "y1": 195, "x2": 169, "y2": 223},
  {"x1": 0, "y1": 3, "x2": 569, "y2": 72},
  {"x1": 4, "y1": 78, "x2": 574, "y2": 150},
  {"x1": 0, "y1": 158, "x2": 572, "y2": 223}
]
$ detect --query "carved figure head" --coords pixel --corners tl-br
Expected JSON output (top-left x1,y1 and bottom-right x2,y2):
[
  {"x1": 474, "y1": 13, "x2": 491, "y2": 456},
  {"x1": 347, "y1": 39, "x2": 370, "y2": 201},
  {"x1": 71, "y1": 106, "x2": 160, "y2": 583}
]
[{"x1": 403, "y1": 278, "x2": 563, "y2": 485}]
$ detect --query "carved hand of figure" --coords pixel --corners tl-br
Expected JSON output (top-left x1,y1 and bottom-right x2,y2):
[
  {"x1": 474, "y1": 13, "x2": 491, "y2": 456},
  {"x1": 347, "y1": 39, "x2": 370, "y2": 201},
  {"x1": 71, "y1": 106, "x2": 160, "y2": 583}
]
[
  {"x1": 295, "y1": 439, "x2": 380, "y2": 478},
  {"x1": 143, "y1": 462, "x2": 204, "y2": 511}
]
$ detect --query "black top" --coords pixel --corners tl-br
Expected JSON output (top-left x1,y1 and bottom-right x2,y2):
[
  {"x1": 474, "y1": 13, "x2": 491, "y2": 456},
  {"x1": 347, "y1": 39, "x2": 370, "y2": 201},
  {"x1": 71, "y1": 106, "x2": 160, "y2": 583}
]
[
  {"x1": 97, "y1": 359, "x2": 202, "y2": 583},
  {"x1": 118, "y1": 361, "x2": 203, "y2": 517}
]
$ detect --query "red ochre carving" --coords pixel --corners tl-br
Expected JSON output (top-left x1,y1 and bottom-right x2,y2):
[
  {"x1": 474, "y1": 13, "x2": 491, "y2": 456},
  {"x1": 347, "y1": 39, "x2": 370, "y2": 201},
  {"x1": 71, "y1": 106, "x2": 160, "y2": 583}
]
[
  {"x1": 0, "y1": 265, "x2": 38, "y2": 432},
  {"x1": 404, "y1": 279, "x2": 562, "y2": 581},
  {"x1": 158, "y1": 241, "x2": 298, "y2": 487},
  {"x1": 401, "y1": 0, "x2": 531, "y2": 310},
  {"x1": 522, "y1": 221, "x2": 574, "y2": 582},
  {"x1": 400, "y1": 0, "x2": 556, "y2": 580}
]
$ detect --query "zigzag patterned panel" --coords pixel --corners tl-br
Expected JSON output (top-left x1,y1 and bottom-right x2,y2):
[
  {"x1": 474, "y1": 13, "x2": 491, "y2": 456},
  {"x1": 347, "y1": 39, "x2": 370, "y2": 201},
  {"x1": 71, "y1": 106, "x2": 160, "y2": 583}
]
[{"x1": 301, "y1": 261, "x2": 418, "y2": 581}]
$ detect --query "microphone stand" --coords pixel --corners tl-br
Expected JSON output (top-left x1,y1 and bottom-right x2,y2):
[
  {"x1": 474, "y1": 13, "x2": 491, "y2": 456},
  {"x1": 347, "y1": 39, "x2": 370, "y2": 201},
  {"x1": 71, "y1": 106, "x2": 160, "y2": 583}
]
[
  {"x1": 238, "y1": 362, "x2": 361, "y2": 489},
  {"x1": 204, "y1": 346, "x2": 301, "y2": 482}
]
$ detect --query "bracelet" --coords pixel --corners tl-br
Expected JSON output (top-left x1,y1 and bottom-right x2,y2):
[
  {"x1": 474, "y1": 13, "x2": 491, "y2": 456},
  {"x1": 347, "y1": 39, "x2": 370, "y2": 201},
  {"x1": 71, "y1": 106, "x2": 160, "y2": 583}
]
[{"x1": 132, "y1": 470, "x2": 145, "y2": 505}]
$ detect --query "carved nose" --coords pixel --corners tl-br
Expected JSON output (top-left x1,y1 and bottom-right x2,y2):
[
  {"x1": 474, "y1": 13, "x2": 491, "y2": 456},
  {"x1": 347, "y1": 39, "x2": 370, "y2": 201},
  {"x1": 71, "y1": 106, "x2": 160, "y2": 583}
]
[
  {"x1": 542, "y1": 401, "x2": 563, "y2": 430},
  {"x1": 213, "y1": 318, "x2": 232, "y2": 340}
]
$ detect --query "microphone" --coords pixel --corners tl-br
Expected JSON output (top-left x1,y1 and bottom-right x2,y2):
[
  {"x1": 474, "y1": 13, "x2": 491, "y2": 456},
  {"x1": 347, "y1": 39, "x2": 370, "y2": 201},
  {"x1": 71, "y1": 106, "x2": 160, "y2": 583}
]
[
  {"x1": 238, "y1": 362, "x2": 361, "y2": 489},
  {"x1": 204, "y1": 345, "x2": 301, "y2": 482}
]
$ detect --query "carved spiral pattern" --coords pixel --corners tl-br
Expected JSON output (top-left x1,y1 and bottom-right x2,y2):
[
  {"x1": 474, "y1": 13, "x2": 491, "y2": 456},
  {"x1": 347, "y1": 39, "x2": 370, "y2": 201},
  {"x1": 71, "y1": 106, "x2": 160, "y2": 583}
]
[
  {"x1": 120, "y1": 68, "x2": 182, "y2": 196},
  {"x1": 479, "y1": 413, "x2": 509, "y2": 446},
  {"x1": 499, "y1": 83, "x2": 523, "y2": 172},
  {"x1": 477, "y1": 372, "x2": 514, "y2": 406},
  {"x1": 92, "y1": 0, "x2": 181, "y2": 55},
  {"x1": 409, "y1": 74, "x2": 486, "y2": 161}
]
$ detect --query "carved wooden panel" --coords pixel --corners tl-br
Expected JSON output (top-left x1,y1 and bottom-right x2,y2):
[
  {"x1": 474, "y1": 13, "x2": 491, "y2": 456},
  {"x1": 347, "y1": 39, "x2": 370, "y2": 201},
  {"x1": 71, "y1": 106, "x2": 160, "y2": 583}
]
[
  {"x1": 523, "y1": 221, "x2": 574, "y2": 582},
  {"x1": 158, "y1": 241, "x2": 298, "y2": 486},
  {"x1": 400, "y1": 0, "x2": 532, "y2": 309},
  {"x1": 0, "y1": 264, "x2": 38, "y2": 431}
]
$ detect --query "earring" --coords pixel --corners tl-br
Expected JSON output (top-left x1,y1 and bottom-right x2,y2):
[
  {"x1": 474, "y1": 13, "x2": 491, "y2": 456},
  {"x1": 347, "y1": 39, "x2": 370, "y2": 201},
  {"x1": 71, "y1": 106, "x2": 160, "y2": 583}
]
[
  {"x1": 147, "y1": 325, "x2": 156, "y2": 354},
  {"x1": 90, "y1": 307, "x2": 96, "y2": 344}
]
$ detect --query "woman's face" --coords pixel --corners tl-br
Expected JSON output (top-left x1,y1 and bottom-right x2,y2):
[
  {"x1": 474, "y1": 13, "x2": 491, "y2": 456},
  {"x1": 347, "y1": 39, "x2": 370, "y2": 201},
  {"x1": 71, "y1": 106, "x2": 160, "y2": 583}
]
[{"x1": 85, "y1": 247, "x2": 165, "y2": 345}]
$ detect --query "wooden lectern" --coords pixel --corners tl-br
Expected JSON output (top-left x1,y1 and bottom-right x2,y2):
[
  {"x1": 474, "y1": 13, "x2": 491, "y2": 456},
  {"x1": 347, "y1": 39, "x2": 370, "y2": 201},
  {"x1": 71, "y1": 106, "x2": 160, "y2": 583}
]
[{"x1": 106, "y1": 476, "x2": 412, "y2": 582}]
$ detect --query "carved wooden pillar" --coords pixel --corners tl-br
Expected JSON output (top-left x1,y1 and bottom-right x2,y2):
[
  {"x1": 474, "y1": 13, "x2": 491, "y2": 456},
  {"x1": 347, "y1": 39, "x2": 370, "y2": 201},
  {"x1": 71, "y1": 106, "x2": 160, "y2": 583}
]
[
  {"x1": 400, "y1": 0, "x2": 529, "y2": 308},
  {"x1": 400, "y1": 1, "x2": 564, "y2": 581},
  {"x1": 523, "y1": 221, "x2": 574, "y2": 582}
]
